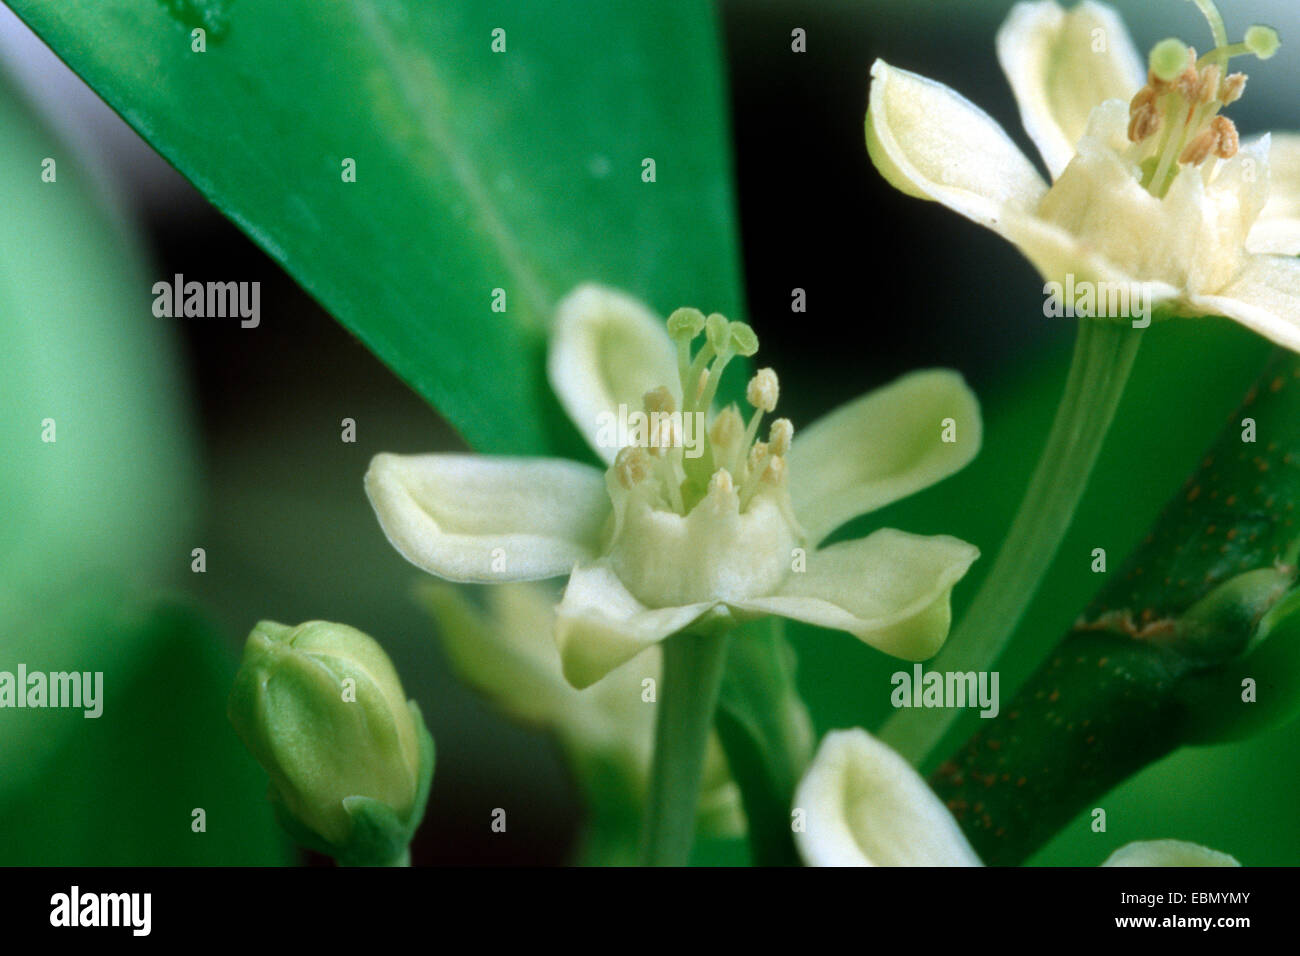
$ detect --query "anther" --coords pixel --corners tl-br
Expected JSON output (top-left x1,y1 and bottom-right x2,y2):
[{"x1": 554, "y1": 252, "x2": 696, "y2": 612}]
[
  {"x1": 615, "y1": 447, "x2": 651, "y2": 488},
  {"x1": 708, "y1": 468, "x2": 735, "y2": 496},
  {"x1": 1128, "y1": 101, "x2": 1160, "y2": 142},
  {"x1": 1211, "y1": 115, "x2": 1239, "y2": 159},
  {"x1": 1180, "y1": 127, "x2": 1218, "y2": 166},
  {"x1": 644, "y1": 385, "x2": 676, "y2": 415},
  {"x1": 768, "y1": 418, "x2": 793, "y2": 457},
  {"x1": 709, "y1": 405, "x2": 745, "y2": 451},
  {"x1": 761, "y1": 455, "x2": 786, "y2": 486},
  {"x1": 1195, "y1": 63, "x2": 1221, "y2": 103},
  {"x1": 746, "y1": 368, "x2": 779, "y2": 413},
  {"x1": 1220, "y1": 72, "x2": 1247, "y2": 104}
]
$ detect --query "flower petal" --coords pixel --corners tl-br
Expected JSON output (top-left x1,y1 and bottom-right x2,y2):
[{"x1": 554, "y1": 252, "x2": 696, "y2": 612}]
[
  {"x1": 1190, "y1": 255, "x2": 1300, "y2": 353},
  {"x1": 997, "y1": 0, "x2": 1144, "y2": 180},
  {"x1": 866, "y1": 59, "x2": 1047, "y2": 238},
  {"x1": 365, "y1": 453, "x2": 608, "y2": 582},
  {"x1": 1101, "y1": 840, "x2": 1240, "y2": 867},
  {"x1": 554, "y1": 561, "x2": 715, "y2": 689},
  {"x1": 548, "y1": 284, "x2": 680, "y2": 464},
  {"x1": 735, "y1": 529, "x2": 978, "y2": 661},
  {"x1": 1247, "y1": 132, "x2": 1300, "y2": 256},
  {"x1": 793, "y1": 729, "x2": 982, "y2": 866},
  {"x1": 787, "y1": 369, "x2": 981, "y2": 545}
]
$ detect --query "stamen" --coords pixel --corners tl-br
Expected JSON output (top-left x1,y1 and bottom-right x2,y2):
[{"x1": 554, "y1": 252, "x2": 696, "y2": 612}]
[
  {"x1": 1179, "y1": 126, "x2": 1217, "y2": 166},
  {"x1": 707, "y1": 468, "x2": 735, "y2": 498},
  {"x1": 746, "y1": 368, "x2": 779, "y2": 413},
  {"x1": 709, "y1": 405, "x2": 746, "y2": 473},
  {"x1": 762, "y1": 456, "x2": 786, "y2": 486},
  {"x1": 614, "y1": 446, "x2": 651, "y2": 489},
  {"x1": 644, "y1": 385, "x2": 675, "y2": 415},
  {"x1": 1220, "y1": 72, "x2": 1246, "y2": 104},
  {"x1": 1128, "y1": 92, "x2": 1160, "y2": 143},
  {"x1": 1210, "y1": 115, "x2": 1239, "y2": 158},
  {"x1": 768, "y1": 418, "x2": 794, "y2": 457}
]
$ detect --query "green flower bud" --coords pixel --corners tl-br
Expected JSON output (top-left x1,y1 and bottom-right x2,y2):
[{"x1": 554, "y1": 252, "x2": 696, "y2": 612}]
[
  {"x1": 228, "y1": 620, "x2": 435, "y2": 865},
  {"x1": 1179, "y1": 585, "x2": 1300, "y2": 744}
]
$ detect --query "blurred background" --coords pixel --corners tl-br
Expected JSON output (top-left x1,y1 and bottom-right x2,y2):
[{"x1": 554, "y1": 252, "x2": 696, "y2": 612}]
[{"x1": 2, "y1": 0, "x2": 1298, "y2": 865}]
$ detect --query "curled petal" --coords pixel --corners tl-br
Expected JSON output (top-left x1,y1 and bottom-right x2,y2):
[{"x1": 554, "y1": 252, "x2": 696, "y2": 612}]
[
  {"x1": 793, "y1": 729, "x2": 982, "y2": 866},
  {"x1": 734, "y1": 529, "x2": 978, "y2": 661},
  {"x1": 1101, "y1": 840, "x2": 1240, "y2": 867},
  {"x1": 365, "y1": 453, "x2": 608, "y2": 582},
  {"x1": 554, "y1": 562, "x2": 715, "y2": 689},
  {"x1": 787, "y1": 369, "x2": 981, "y2": 544},
  {"x1": 866, "y1": 59, "x2": 1047, "y2": 237},
  {"x1": 548, "y1": 284, "x2": 680, "y2": 464},
  {"x1": 1191, "y1": 255, "x2": 1300, "y2": 353},
  {"x1": 997, "y1": 1, "x2": 1144, "y2": 179}
]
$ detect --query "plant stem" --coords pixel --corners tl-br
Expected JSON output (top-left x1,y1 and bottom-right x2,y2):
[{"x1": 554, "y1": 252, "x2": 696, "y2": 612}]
[
  {"x1": 642, "y1": 629, "x2": 730, "y2": 866},
  {"x1": 879, "y1": 318, "x2": 1143, "y2": 767}
]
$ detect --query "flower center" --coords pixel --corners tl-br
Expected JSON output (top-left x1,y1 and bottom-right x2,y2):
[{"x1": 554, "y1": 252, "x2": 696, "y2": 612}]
[
  {"x1": 611, "y1": 307, "x2": 797, "y2": 520},
  {"x1": 1127, "y1": 1, "x2": 1279, "y2": 198},
  {"x1": 602, "y1": 309, "x2": 804, "y2": 607}
]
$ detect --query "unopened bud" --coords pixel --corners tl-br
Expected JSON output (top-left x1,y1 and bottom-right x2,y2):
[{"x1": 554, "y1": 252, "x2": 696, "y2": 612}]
[{"x1": 228, "y1": 620, "x2": 434, "y2": 865}]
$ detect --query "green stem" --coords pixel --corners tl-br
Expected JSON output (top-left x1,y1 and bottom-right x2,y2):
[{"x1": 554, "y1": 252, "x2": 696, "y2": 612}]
[
  {"x1": 642, "y1": 629, "x2": 730, "y2": 866},
  {"x1": 879, "y1": 318, "x2": 1143, "y2": 767}
]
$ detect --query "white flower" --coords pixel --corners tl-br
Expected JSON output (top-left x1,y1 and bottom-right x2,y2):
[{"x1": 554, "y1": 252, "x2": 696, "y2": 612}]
[
  {"x1": 794, "y1": 729, "x2": 1240, "y2": 867},
  {"x1": 419, "y1": 580, "x2": 744, "y2": 835},
  {"x1": 366, "y1": 284, "x2": 981, "y2": 688},
  {"x1": 867, "y1": 0, "x2": 1300, "y2": 347}
]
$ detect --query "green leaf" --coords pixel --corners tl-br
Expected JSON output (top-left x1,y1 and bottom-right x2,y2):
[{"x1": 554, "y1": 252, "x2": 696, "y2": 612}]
[
  {"x1": 0, "y1": 587, "x2": 292, "y2": 865},
  {"x1": 0, "y1": 67, "x2": 196, "y2": 614},
  {"x1": 8, "y1": 0, "x2": 743, "y2": 454}
]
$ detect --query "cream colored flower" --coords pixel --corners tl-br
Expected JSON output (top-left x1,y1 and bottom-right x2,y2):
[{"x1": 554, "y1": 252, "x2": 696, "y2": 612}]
[
  {"x1": 420, "y1": 580, "x2": 743, "y2": 834},
  {"x1": 367, "y1": 284, "x2": 981, "y2": 689},
  {"x1": 867, "y1": 0, "x2": 1300, "y2": 347},
  {"x1": 794, "y1": 729, "x2": 1240, "y2": 867}
]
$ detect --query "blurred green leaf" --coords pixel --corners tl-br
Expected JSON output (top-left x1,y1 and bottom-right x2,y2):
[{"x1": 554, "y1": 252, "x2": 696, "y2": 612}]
[
  {"x1": 0, "y1": 68, "x2": 196, "y2": 615},
  {"x1": 0, "y1": 586, "x2": 291, "y2": 864},
  {"x1": 6, "y1": 0, "x2": 744, "y2": 454}
]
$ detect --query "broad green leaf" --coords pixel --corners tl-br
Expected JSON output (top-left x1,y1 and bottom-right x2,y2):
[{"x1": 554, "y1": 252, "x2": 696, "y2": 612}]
[{"x1": 6, "y1": 0, "x2": 744, "y2": 454}]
